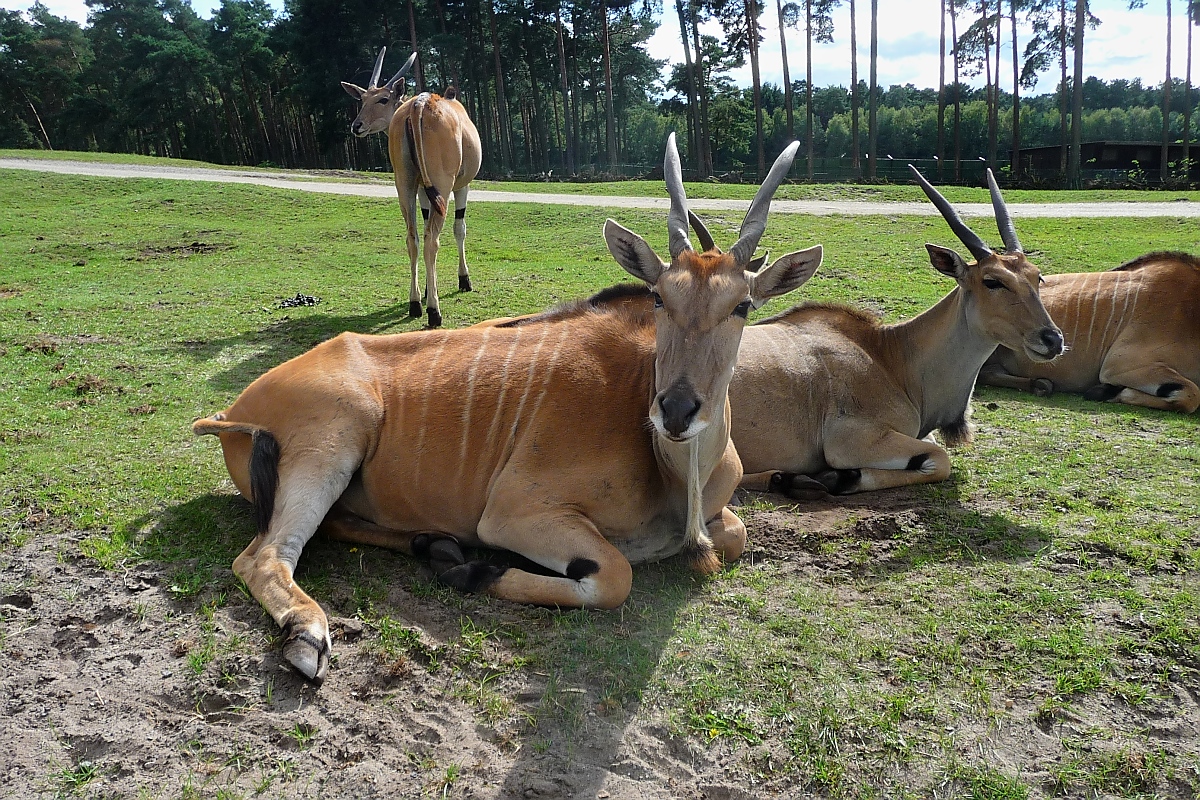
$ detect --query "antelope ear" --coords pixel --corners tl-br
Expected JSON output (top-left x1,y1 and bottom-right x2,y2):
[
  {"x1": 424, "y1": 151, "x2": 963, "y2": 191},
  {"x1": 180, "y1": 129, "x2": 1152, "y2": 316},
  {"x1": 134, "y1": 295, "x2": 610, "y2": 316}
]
[
  {"x1": 925, "y1": 243, "x2": 969, "y2": 279},
  {"x1": 341, "y1": 81, "x2": 365, "y2": 100},
  {"x1": 748, "y1": 246, "x2": 822, "y2": 308},
  {"x1": 604, "y1": 219, "x2": 666, "y2": 285}
]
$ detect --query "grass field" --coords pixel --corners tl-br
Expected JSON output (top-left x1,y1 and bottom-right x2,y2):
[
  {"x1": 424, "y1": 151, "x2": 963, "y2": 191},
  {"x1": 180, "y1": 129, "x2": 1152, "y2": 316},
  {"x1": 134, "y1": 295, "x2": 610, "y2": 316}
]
[{"x1": 1, "y1": 166, "x2": 1197, "y2": 798}]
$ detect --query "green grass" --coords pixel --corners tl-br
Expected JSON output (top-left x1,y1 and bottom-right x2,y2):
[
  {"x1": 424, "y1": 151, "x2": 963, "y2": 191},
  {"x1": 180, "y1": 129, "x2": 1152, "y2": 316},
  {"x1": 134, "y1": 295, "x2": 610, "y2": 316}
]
[{"x1": 2, "y1": 167, "x2": 1198, "y2": 795}]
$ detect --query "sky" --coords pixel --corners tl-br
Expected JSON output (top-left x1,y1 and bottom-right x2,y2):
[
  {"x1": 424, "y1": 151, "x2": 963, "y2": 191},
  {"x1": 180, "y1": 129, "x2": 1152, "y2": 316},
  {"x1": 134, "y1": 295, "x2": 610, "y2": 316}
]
[{"x1": 3, "y1": 0, "x2": 1185, "y2": 98}]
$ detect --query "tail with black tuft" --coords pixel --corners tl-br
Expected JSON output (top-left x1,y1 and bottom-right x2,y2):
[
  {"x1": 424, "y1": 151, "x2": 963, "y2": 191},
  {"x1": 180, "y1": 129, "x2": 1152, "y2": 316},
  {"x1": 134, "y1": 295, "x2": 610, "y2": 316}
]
[
  {"x1": 424, "y1": 184, "x2": 447, "y2": 217},
  {"x1": 248, "y1": 429, "x2": 280, "y2": 534}
]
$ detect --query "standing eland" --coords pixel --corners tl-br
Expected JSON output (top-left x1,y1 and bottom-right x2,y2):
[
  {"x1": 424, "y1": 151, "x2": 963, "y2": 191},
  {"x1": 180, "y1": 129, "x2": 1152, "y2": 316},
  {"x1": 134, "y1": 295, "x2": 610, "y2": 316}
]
[
  {"x1": 191, "y1": 135, "x2": 821, "y2": 683},
  {"x1": 342, "y1": 48, "x2": 482, "y2": 327}
]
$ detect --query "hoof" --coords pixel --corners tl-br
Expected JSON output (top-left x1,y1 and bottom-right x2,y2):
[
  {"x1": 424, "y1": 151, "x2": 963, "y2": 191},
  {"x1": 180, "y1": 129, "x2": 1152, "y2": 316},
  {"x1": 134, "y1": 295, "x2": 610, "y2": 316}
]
[
  {"x1": 770, "y1": 472, "x2": 831, "y2": 502},
  {"x1": 281, "y1": 619, "x2": 331, "y2": 685},
  {"x1": 459, "y1": 275, "x2": 472, "y2": 292},
  {"x1": 428, "y1": 537, "x2": 466, "y2": 575},
  {"x1": 1083, "y1": 383, "x2": 1122, "y2": 402},
  {"x1": 408, "y1": 300, "x2": 422, "y2": 318},
  {"x1": 1032, "y1": 378, "x2": 1054, "y2": 397},
  {"x1": 438, "y1": 561, "x2": 507, "y2": 593},
  {"x1": 814, "y1": 468, "x2": 861, "y2": 495},
  {"x1": 428, "y1": 307, "x2": 442, "y2": 328}
]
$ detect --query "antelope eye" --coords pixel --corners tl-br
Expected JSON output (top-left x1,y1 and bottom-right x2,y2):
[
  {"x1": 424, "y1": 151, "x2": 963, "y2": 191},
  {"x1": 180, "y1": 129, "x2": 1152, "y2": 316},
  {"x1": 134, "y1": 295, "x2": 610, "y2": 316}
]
[
  {"x1": 652, "y1": 292, "x2": 663, "y2": 309},
  {"x1": 983, "y1": 278, "x2": 1005, "y2": 290},
  {"x1": 376, "y1": 96, "x2": 390, "y2": 104},
  {"x1": 733, "y1": 300, "x2": 752, "y2": 318}
]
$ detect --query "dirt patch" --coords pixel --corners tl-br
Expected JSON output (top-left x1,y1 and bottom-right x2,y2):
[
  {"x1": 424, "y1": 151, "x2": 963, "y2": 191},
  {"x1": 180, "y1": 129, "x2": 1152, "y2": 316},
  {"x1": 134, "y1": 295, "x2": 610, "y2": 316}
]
[
  {"x1": 137, "y1": 241, "x2": 231, "y2": 259},
  {"x1": 1, "y1": 493, "x2": 1196, "y2": 799}
]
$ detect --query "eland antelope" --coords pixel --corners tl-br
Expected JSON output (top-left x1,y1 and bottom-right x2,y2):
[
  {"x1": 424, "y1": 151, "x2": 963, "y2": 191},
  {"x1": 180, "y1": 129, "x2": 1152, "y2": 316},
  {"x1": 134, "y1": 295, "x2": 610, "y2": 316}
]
[
  {"x1": 979, "y1": 252, "x2": 1200, "y2": 413},
  {"x1": 342, "y1": 48, "x2": 482, "y2": 328},
  {"x1": 191, "y1": 135, "x2": 820, "y2": 683},
  {"x1": 728, "y1": 167, "x2": 1064, "y2": 499}
]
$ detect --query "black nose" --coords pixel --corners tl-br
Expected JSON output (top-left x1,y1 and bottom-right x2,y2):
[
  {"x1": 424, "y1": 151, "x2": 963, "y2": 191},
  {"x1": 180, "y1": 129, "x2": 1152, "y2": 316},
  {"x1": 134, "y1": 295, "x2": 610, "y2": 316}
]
[
  {"x1": 1040, "y1": 327, "x2": 1064, "y2": 357},
  {"x1": 351, "y1": 121, "x2": 363, "y2": 134},
  {"x1": 658, "y1": 382, "x2": 701, "y2": 438}
]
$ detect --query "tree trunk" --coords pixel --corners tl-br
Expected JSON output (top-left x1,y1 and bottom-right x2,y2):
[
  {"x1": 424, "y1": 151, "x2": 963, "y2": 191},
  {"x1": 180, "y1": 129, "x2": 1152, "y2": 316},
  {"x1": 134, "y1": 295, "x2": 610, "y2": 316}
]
[
  {"x1": 867, "y1": 0, "x2": 878, "y2": 178},
  {"x1": 747, "y1": 0, "x2": 766, "y2": 178},
  {"x1": 486, "y1": 0, "x2": 513, "y2": 172},
  {"x1": 677, "y1": 0, "x2": 701, "y2": 171},
  {"x1": 556, "y1": 6, "x2": 576, "y2": 174},
  {"x1": 1162, "y1": 0, "x2": 1174, "y2": 184},
  {"x1": 938, "y1": 0, "x2": 946, "y2": 179},
  {"x1": 408, "y1": 0, "x2": 424, "y2": 92},
  {"x1": 1059, "y1": 0, "x2": 1068, "y2": 176},
  {"x1": 691, "y1": 0, "x2": 713, "y2": 176},
  {"x1": 601, "y1": 0, "x2": 617, "y2": 169},
  {"x1": 778, "y1": 0, "x2": 794, "y2": 139},
  {"x1": 984, "y1": 0, "x2": 997, "y2": 171},
  {"x1": 1069, "y1": 0, "x2": 1086, "y2": 187},
  {"x1": 952, "y1": 0, "x2": 961, "y2": 180},
  {"x1": 850, "y1": 0, "x2": 860, "y2": 176},
  {"x1": 805, "y1": 0, "x2": 814, "y2": 179},
  {"x1": 1011, "y1": 0, "x2": 1020, "y2": 179},
  {"x1": 18, "y1": 87, "x2": 52, "y2": 150},
  {"x1": 1185, "y1": 1, "x2": 1193, "y2": 177}
]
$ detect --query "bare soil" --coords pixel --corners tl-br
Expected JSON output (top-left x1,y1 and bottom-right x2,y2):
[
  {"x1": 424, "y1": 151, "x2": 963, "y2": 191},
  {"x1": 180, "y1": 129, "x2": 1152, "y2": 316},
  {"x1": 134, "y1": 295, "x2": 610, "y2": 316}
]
[{"x1": 2, "y1": 488, "x2": 1197, "y2": 799}]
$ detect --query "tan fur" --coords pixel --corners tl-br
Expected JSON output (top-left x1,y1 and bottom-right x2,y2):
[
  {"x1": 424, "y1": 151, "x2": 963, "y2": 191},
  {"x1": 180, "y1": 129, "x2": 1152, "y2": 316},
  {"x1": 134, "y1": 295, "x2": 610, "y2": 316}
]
[
  {"x1": 732, "y1": 249, "x2": 1062, "y2": 496},
  {"x1": 192, "y1": 135, "x2": 814, "y2": 684},
  {"x1": 345, "y1": 63, "x2": 482, "y2": 326},
  {"x1": 979, "y1": 253, "x2": 1200, "y2": 412}
]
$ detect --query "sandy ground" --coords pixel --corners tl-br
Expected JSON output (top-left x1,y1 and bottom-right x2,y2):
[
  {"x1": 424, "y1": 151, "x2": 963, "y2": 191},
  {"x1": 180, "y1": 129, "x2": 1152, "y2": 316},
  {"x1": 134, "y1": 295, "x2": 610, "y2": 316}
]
[
  {"x1": 3, "y1": 488, "x2": 1197, "y2": 799},
  {"x1": 4, "y1": 157, "x2": 1200, "y2": 218}
]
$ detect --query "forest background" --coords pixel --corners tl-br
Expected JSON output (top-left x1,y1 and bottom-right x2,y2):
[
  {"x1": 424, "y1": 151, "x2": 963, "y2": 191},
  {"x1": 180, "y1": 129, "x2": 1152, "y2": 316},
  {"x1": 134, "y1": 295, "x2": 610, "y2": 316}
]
[{"x1": 1, "y1": 0, "x2": 1197, "y2": 186}]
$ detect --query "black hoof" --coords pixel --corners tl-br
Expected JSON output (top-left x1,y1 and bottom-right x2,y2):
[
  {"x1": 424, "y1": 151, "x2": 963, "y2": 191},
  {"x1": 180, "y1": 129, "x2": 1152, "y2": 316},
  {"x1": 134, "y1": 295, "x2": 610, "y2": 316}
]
[
  {"x1": 814, "y1": 468, "x2": 861, "y2": 495},
  {"x1": 408, "y1": 300, "x2": 422, "y2": 318},
  {"x1": 439, "y1": 561, "x2": 507, "y2": 593},
  {"x1": 459, "y1": 275, "x2": 472, "y2": 292},
  {"x1": 1083, "y1": 383, "x2": 1122, "y2": 402},
  {"x1": 412, "y1": 533, "x2": 465, "y2": 576},
  {"x1": 1032, "y1": 378, "x2": 1054, "y2": 397},
  {"x1": 281, "y1": 620, "x2": 330, "y2": 685},
  {"x1": 769, "y1": 472, "x2": 831, "y2": 501},
  {"x1": 428, "y1": 307, "x2": 442, "y2": 328}
]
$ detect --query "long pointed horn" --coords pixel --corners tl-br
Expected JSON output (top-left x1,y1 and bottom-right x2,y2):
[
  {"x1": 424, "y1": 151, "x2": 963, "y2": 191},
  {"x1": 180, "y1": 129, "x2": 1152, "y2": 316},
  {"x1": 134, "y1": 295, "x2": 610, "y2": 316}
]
[
  {"x1": 687, "y1": 210, "x2": 718, "y2": 253},
  {"x1": 908, "y1": 164, "x2": 992, "y2": 262},
  {"x1": 369, "y1": 47, "x2": 386, "y2": 89},
  {"x1": 385, "y1": 51, "x2": 418, "y2": 89},
  {"x1": 986, "y1": 168, "x2": 1022, "y2": 253},
  {"x1": 729, "y1": 141, "x2": 800, "y2": 266},
  {"x1": 664, "y1": 132, "x2": 693, "y2": 259}
]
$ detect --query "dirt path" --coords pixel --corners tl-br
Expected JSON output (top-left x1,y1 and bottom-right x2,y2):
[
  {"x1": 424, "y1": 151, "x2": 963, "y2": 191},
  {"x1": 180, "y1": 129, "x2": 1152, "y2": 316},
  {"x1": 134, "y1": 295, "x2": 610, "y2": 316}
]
[{"x1": 5, "y1": 157, "x2": 1200, "y2": 218}]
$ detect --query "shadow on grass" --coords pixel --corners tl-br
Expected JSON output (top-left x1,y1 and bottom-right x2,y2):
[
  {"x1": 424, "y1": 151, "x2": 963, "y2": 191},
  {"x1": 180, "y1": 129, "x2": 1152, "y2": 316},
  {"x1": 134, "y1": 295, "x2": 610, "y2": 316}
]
[
  {"x1": 123, "y1": 488, "x2": 705, "y2": 797},
  {"x1": 172, "y1": 301, "x2": 422, "y2": 394},
  {"x1": 976, "y1": 384, "x2": 1200, "y2": 424},
  {"x1": 739, "y1": 472, "x2": 1054, "y2": 581}
]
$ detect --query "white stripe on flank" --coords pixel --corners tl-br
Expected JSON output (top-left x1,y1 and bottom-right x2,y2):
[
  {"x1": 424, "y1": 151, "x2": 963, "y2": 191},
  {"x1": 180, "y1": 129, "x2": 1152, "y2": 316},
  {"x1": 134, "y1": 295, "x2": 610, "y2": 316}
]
[
  {"x1": 522, "y1": 325, "x2": 572, "y2": 432},
  {"x1": 1084, "y1": 272, "x2": 1103, "y2": 352},
  {"x1": 508, "y1": 325, "x2": 554, "y2": 441},
  {"x1": 1123, "y1": 271, "x2": 1144, "y2": 333},
  {"x1": 1098, "y1": 272, "x2": 1123, "y2": 351},
  {"x1": 412, "y1": 334, "x2": 450, "y2": 476},
  {"x1": 457, "y1": 328, "x2": 493, "y2": 478},
  {"x1": 483, "y1": 327, "x2": 526, "y2": 454},
  {"x1": 1075, "y1": 275, "x2": 1094, "y2": 350}
]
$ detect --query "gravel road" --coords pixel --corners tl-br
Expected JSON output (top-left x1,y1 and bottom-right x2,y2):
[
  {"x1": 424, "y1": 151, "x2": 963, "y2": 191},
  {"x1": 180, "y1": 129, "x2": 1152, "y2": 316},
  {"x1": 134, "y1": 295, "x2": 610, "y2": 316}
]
[{"x1": 5, "y1": 156, "x2": 1199, "y2": 218}]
